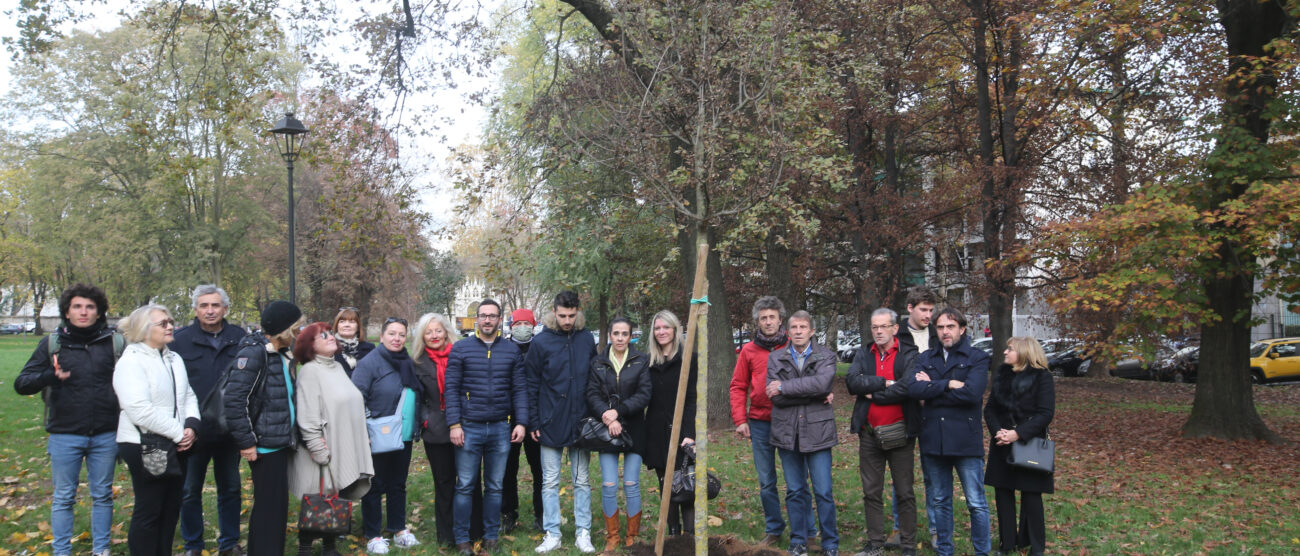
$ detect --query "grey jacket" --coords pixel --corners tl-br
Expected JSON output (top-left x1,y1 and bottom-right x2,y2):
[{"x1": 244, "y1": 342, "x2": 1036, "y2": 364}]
[{"x1": 766, "y1": 343, "x2": 838, "y2": 453}]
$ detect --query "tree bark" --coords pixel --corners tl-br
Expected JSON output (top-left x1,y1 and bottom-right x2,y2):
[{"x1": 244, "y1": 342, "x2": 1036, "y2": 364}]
[
  {"x1": 765, "y1": 226, "x2": 798, "y2": 309},
  {"x1": 1182, "y1": 0, "x2": 1291, "y2": 442}
]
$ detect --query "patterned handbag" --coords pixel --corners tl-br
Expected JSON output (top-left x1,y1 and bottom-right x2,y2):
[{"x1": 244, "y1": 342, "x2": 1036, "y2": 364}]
[{"x1": 298, "y1": 466, "x2": 351, "y2": 535}]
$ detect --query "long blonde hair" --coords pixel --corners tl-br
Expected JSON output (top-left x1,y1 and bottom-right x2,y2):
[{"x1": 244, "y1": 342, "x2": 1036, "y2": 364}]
[
  {"x1": 1007, "y1": 336, "x2": 1049, "y2": 372},
  {"x1": 648, "y1": 310, "x2": 682, "y2": 366}
]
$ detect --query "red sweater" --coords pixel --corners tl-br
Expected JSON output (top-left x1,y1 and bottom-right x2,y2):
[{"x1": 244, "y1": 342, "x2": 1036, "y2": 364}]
[
  {"x1": 866, "y1": 339, "x2": 905, "y2": 428},
  {"x1": 729, "y1": 339, "x2": 788, "y2": 425}
]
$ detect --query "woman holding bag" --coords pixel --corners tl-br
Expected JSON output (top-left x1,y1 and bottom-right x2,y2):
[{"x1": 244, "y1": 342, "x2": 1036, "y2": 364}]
[
  {"x1": 352, "y1": 317, "x2": 423, "y2": 554},
  {"x1": 586, "y1": 317, "x2": 652, "y2": 552},
  {"x1": 290, "y1": 322, "x2": 373, "y2": 556},
  {"x1": 642, "y1": 310, "x2": 698, "y2": 536},
  {"x1": 113, "y1": 304, "x2": 200, "y2": 556},
  {"x1": 984, "y1": 336, "x2": 1056, "y2": 556}
]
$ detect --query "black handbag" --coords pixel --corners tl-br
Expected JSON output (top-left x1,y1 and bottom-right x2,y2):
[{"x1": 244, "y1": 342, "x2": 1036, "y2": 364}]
[
  {"x1": 670, "y1": 444, "x2": 721, "y2": 503},
  {"x1": 573, "y1": 416, "x2": 633, "y2": 452},
  {"x1": 298, "y1": 466, "x2": 352, "y2": 535},
  {"x1": 1007, "y1": 436, "x2": 1055, "y2": 474}
]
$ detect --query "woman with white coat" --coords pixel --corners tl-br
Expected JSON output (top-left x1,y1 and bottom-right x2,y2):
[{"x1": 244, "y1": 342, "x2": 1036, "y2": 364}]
[{"x1": 113, "y1": 304, "x2": 200, "y2": 556}]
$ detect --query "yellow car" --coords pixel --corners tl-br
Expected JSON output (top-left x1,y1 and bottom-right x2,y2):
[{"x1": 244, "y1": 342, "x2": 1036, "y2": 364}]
[{"x1": 1248, "y1": 337, "x2": 1300, "y2": 383}]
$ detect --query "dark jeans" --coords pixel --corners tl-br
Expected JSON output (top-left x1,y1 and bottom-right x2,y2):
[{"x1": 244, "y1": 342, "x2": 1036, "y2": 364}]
[
  {"x1": 994, "y1": 488, "x2": 1045, "y2": 555},
  {"x1": 180, "y1": 438, "x2": 242, "y2": 551},
  {"x1": 119, "y1": 443, "x2": 186, "y2": 556},
  {"x1": 363, "y1": 442, "x2": 413, "y2": 538},
  {"x1": 858, "y1": 433, "x2": 916, "y2": 546},
  {"x1": 423, "y1": 442, "x2": 457, "y2": 546},
  {"x1": 248, "y1": 449, "x2": 290, "y2": 556},
  {"x1": 502, "y1": 433, "x2": 543, "y2": 523}
]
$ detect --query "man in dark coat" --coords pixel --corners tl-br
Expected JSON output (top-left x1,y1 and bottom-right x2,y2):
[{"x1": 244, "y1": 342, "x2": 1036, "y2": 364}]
[
  {"x1": 499, "y1": 308, "x2": 544, "y2": 533},
  {"x1": 907, "y1": 307, "x2": 991, "y2": 556},
  {"x1": 845, "y1": 308, "x2": 920, "y2": 556},
  {"x1": 525, "y1": 291, "x2": 599, "y2": 553},
  {"x1": 766, "y1": 310, "x2": 840, "y2": 556},
  {"x1": 894, "y1": 285, "x2": 940, "y2": 549},
  {"x1": 171, "y1": 284, "x2": 247, "y2": 556},
  {"x1": 13, "y1": 284, "x2": 119, "y2": 556}
]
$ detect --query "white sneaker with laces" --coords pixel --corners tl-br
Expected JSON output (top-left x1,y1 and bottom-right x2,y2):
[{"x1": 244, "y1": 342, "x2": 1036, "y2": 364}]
[
  {"x1": 535, "y1": 531, "x2": 562, "y2": 553},
  {"x1": 393, "y1": 529, "x2": 420, "y2": 548},
  {"x1": 367, "y1": 536, "x2": 391, "y2": 554},
  {"x1": 576, "y1": 528, "x2": 596, "y2": 553}
]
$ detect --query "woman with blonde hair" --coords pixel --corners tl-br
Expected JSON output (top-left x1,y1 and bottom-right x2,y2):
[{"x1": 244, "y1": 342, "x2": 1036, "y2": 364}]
[
  {"x1": 112, "y1": 304, "x2": 199, "y2": 555},
  {"x1": 410, "y1": 312, "x2": 461, "y2": 548},
  {"x1": 290, "y1": 322, "x2": 373, "y2": 556},
  {"x1": 641, "y1": 310, "x2": 698, "y2": 536},
  {"x1": 984, "y1": 336, "x2": 1055, "y2": 556}
]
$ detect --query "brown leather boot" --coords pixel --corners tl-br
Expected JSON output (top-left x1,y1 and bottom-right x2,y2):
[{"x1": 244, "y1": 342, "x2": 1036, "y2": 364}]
[
  {"x1": 604, "y1": 510, "x2": 622, "y2": 553},
  {"x1": 624, "y1": 512, "x2": 641, "y2": 547}
]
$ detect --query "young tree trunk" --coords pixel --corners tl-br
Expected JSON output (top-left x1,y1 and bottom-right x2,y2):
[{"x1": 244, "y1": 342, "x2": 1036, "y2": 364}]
[{"x1": 1182, "y1": 0, "x2": 1291, "y2": 441}]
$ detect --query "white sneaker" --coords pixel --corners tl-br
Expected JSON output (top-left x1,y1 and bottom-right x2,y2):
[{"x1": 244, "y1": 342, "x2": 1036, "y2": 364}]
[
  {"x1": 575, "y1": 528, "x2": 596, "y2": 553},
  {"x1": 535, "y1": 531, "x2": 562, "y2": 553},
  {"x1": 393, "y1": 529, "x2": 420, "y2": 548},
  {"x1": 367, "y1": 536, "x2": 391, "y2": 554}
]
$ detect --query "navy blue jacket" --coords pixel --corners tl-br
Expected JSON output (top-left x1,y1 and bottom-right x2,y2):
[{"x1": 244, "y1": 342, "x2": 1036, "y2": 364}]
[
  {"x1": 170, "y1": 319, "x2": 246, "y2": 441},
  {"x1": 526, "y1": 326, "x2": 597, "y2": 447},
  {"x1": 907, "y1": 334, "x2": 989, "y2": 457},
  {"x1": 445, "y1": 332, "x2": 528, "y2": 428},
  {"x1": 352, "y1": 348, "x2": 411, "y2": 419},
  {"x1": 223, "y1": 333, "x2": 296, "y2": 451}
]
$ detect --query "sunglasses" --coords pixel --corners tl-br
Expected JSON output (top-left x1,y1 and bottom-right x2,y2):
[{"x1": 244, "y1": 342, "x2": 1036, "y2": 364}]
[
  {"x1": 385, "y1": 317, "x2": 408, "y2": 327},
  {"x1": 152, "y1": 318, "x2": 176, "y2": 328}
]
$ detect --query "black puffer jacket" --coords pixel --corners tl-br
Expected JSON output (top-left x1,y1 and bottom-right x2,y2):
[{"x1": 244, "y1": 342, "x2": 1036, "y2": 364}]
[
  {"x1": 586, "y1": 348, "x2": 652, "y2": 454},
  {"x1": 14, "y1": 323, "x2": 120, "y2": 436},
  {"x1": 223, "y1": 333, "x2": 296, "y2": 451}
]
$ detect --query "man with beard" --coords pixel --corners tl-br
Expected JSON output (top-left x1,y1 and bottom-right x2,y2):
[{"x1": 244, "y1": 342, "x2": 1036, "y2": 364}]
[{"x1": 729, "y1": 296, "x2": 790, "y2": 547}]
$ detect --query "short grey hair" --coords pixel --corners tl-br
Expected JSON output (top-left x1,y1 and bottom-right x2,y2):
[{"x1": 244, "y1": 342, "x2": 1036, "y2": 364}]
[
  {"x1": 752, "y1": 296, "x2": 787, "y2": 323},
  {"x1": 871, "y1": 308, "x2": 899, "y2": 325},
  {"x1": 121, "y1": 304, "x2": 172, "y2": 344},
  {"x1": 191, "y1": 284, "x2": 231, "y2": 309},
  {"x1": 788, "y1": 310, "x2": 814, "y2": 328}
]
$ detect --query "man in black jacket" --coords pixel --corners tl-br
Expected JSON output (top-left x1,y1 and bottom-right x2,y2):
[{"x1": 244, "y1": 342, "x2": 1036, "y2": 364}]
[
  {"x1": 13, "y1": 284, "x2": 119, "y2": 556},
  {"x1": 893, "y1": 285, "x2": 939, "y2": 549},
  {"x1": 845, "y1": 308, "x2": 920, "y2": 556},
  {"x1": 171, "y1": 285, "x2": 247, "y2": 556}
]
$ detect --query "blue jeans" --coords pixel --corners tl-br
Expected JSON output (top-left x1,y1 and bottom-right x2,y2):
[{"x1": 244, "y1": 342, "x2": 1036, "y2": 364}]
[
  {"x1": 748, "y1": 420, "x2": 786, "y2": 536},
  {"x1": 180, "y1": 439, "x2": 242, "y2": 550},
  {"x1": 453, "y1": 421, "x2": 510, "y2": 544},
  {"x1": 48, "y1": 432, "x2": 117, "y2": 555},
  {"x1": 921, "y1": 454, "x2": 990, "y2": 556},
  {"x1": 598, "y1": 451, "x2": 642, "y2": 517},
  {"x1": 778, "y1": 448, "x2": 838, "y2": 551},
  {"x1": 540, "y1": 445, "x2": 592, "y2": 535}
]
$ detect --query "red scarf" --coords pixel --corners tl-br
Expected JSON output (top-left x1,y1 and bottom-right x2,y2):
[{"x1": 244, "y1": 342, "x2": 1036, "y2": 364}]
[{"x1": 424, "y1": 344, "x2": 452, "y2": 409}]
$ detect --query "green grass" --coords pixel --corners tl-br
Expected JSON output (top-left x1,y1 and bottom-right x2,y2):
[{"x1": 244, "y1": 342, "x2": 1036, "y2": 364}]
[{"x1": 4, "y1": 334, "x2": 1300, "y2": 554}]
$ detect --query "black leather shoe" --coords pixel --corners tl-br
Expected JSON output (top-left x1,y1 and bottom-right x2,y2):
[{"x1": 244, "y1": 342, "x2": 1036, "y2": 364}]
[
  {"x1": 483, "y1": 539, "x2": 499, "y2": 553},
  {"x1": 456, "y1": 542, "x2": 476, "y2": 555}
]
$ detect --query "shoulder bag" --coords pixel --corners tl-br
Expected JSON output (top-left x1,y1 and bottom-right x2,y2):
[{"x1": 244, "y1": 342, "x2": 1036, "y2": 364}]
[
  {"x1": 298, "y1": 465, "x2": 352, "y2": 535},
  {"x1": 1007, "y1": 434, "x2": 1055, "y2": 474},
  {"x1": 140, "y1": 355, "x2": 182, "y2": 478},
  {"x1": 367, "y1": 388, "x2": 408, "y2": 454}
]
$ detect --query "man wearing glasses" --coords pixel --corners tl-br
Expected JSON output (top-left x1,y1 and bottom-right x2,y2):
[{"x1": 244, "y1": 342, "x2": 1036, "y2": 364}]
[
  {"x1": 171, "y1": 285, "x2": 247, "y2": 556},
  {"x1": 444, "y1": 299, "x2": 530, "y2": 555}
]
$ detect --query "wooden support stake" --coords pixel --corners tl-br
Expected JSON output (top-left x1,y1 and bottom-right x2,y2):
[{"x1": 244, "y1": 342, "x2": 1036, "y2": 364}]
[
  {"x1": 694, "y1": 286, "x2": 709, "y2": 556},
  {"x1": 654, "y1": 242, "x2": 709, "y2": 556}
]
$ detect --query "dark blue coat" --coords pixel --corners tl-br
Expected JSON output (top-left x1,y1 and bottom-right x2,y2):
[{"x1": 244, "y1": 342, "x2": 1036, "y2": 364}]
[
  {"x1": 525, "y1": 326, "x2": 597, "y2": 448},
  {"x1": 170, "y1": 319, "x2": 246, "y2": 441},
  {"x1": 351, "y1": 348, "x2": 409, "y2": 419},
  {"x1": 907, "y1": 335, "x2": 989, "y2": 458},
  {"x1": 444, "y1": 333, "x2": 528, "y2": 428}
]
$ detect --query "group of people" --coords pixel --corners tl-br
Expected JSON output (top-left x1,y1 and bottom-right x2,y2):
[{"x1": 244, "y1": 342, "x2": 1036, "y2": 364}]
[
  {"x1": 728, "y1": 287, "x2": 1056, "y2": 556},
  {"x1": 14, "y1": 282, "x2": 1054, "y2": 556}
]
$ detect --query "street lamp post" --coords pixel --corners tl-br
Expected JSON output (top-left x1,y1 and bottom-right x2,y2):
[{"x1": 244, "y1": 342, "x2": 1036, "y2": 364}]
[{"x1": 269, "y1": 112, "x2": 309, "y2": 304}]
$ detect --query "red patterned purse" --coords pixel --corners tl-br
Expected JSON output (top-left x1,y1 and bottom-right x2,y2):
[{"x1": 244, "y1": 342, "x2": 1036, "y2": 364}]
[{"x1": 298, "y1": 466, "x2": 351, "y2": 535}]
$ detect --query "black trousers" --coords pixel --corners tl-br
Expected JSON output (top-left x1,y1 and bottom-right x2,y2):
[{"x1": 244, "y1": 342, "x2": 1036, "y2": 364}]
[
  {"x1": 994, "y1": 487, "x2": 1045, "y2": 555},
  {"x1": 424, "y1": 442, "x2": 458, "y2": 546},
  {"x1": 363, "y1": 442, "x2": 413, "y2": 538},
  {"x1": 653, "y1": 467, "x2": 695, "y2": 534},
  {"x1": 501, "y1": 433, "x2": 543, "y2": 524},
  {"x1": 119, "y1": 443, "x2": 186, "y2": 556},
  {"x1": 248, "y1": 448, "x2": 291, "y2": 556}
]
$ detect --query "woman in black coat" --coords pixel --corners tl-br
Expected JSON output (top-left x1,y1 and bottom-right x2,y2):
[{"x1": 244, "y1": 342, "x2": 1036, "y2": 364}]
[
  {"x1": 984, "y1": 336, "x2": 1056, "y2": 556},
  {"x1": 586, "y1": 317, "x2": 653, "y2": 550},
  {"x1": 641, "y1": 310, "x2": 698, "y2": 536}
]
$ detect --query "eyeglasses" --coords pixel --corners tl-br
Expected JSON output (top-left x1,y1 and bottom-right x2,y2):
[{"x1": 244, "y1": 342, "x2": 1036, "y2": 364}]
[
  {"x1": 477, "y1": 313, "x2": 501, "y2": 320},
  {"x1": 385, "y1": 317, "x2": 408, "y2": 327},
  {"x1": 152, "y1": 318, "x2": 176, "y2": 329},
  {"x1": 870, "y1": 324, "x2": 897, "y2": 331}
]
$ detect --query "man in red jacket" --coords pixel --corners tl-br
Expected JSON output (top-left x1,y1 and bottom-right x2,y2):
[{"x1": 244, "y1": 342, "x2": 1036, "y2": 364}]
[{"x1": 729, "y1": 296, "x2": 790, "y2": 547}]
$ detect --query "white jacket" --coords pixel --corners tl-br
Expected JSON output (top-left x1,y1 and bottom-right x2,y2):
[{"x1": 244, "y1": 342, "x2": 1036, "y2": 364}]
[{"x1": 113, "y1": 343, "x2": 200, "y2": 444}]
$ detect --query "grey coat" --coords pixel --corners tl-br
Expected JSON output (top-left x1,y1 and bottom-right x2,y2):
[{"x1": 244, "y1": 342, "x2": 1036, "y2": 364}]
[
  {"x1": 766, "y1": 343, "x2": 838, "y2": 453},
  {"x1": 289, "y1": 356, "x2": 373, "y2": 501}
]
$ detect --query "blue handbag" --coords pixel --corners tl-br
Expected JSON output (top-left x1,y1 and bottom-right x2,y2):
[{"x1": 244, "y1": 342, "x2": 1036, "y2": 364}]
[{"x1": 366, "y1": 389, "x2": 407, "y2": 454}]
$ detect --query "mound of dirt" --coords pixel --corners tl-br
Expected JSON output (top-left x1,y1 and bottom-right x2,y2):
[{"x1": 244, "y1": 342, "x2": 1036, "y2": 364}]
[{"x1": 623, "y1": 535, "x2": 786, "y2": 556}]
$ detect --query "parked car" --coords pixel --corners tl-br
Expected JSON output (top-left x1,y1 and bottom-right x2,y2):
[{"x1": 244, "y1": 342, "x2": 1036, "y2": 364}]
[
  {"x1": 0, "y1": 323, "x2": 24, "y2": 335},
  {"x1": 1152, "y1": 345, "x2": 1199, "y2": 383},
  {"x1": 1048, "y1": 345, "x2": 1091, "y2": 377},
  {"x1": 838, "y1": 337, "x2": 862, "y2": 363},
  {"x1": 971, "y1": 337, "x2": 994, "y2": 355},
  {"x1": 1249, "y1": 337, "x2": 1300, "y2": 383},
  {"x1": 22, "y1": 321, "x2": 36, "y2": 333}
]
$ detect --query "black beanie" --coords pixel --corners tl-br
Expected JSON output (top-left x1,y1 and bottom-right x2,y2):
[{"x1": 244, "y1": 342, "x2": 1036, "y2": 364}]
[{"x1": 261, "y1": 301, "x2": 302, "y2": 336}]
